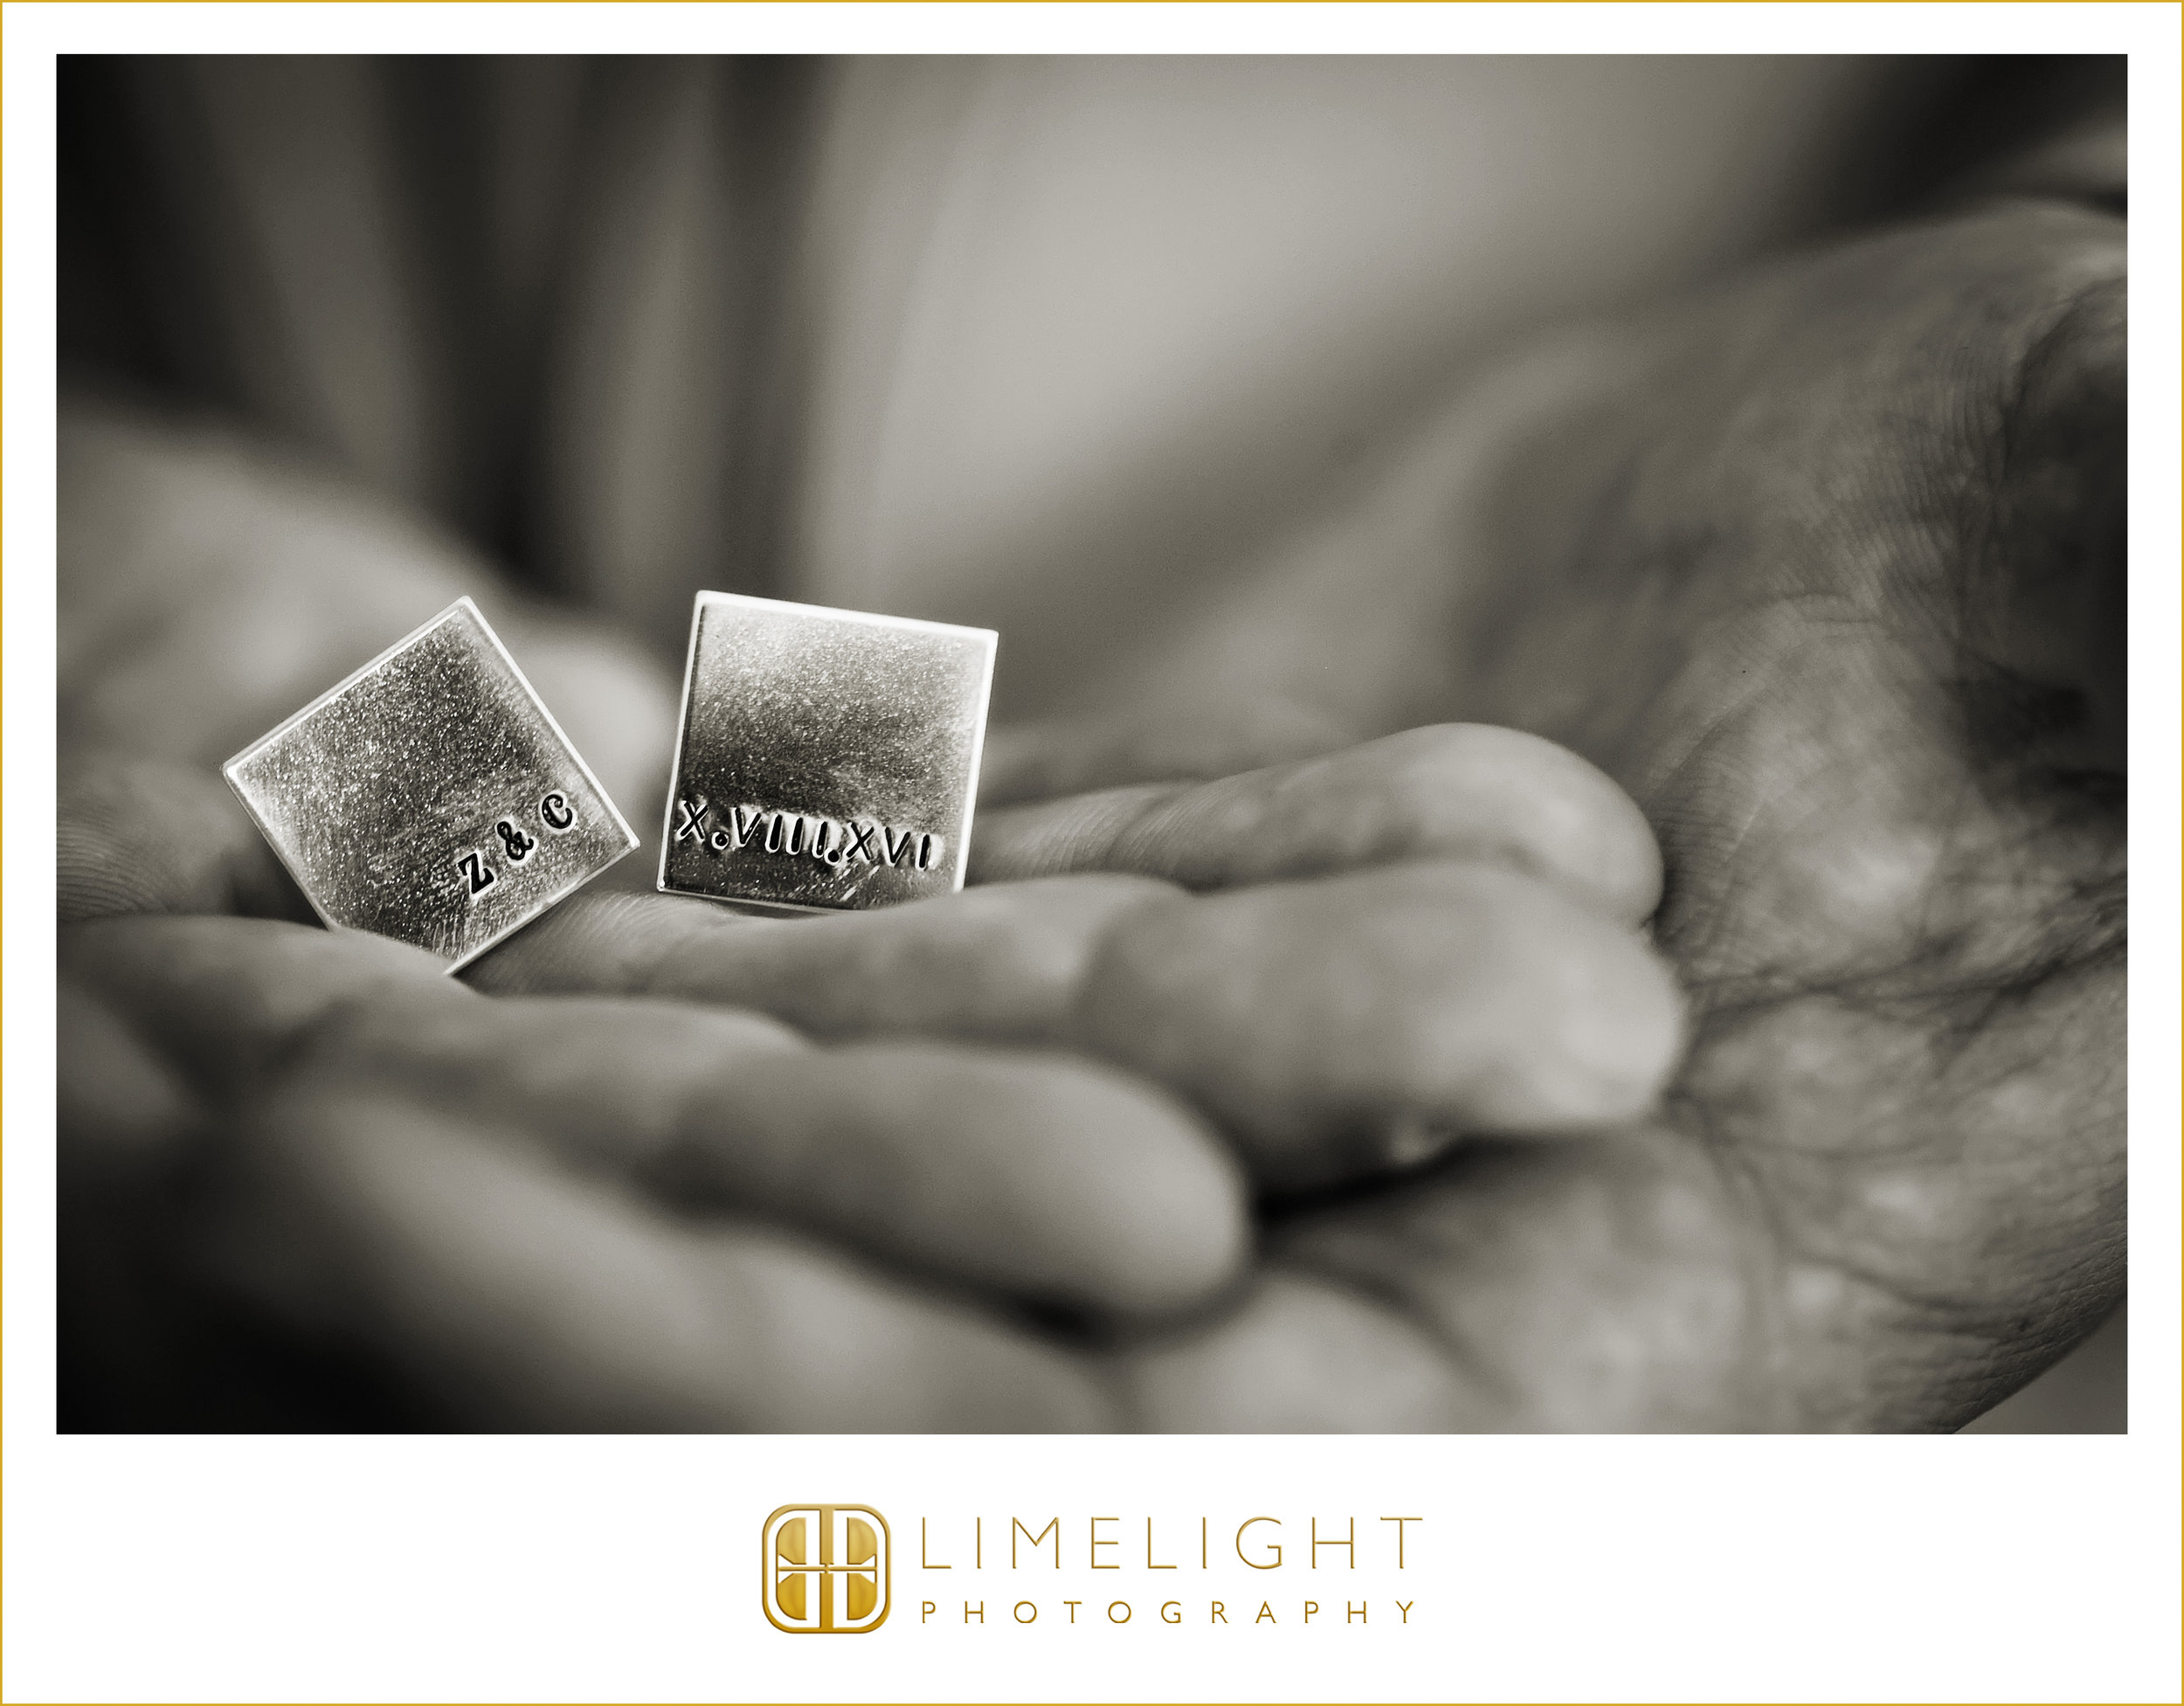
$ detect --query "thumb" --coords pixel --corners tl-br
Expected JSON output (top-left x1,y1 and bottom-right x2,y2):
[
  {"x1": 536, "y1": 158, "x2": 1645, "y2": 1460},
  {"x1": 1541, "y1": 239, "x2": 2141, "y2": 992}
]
[
  {"x1": 59, "y1": 749, "x2": 312, "y2": 924},
  {"x1": 1963, "y1": 268, "x2": 2125, "y2": 781}
]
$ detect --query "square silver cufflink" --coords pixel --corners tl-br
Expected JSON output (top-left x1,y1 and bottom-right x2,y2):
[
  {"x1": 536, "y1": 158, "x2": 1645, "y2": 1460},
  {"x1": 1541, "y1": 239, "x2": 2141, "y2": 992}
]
[
  {"x1": 659, "y1": 591, "x2": 997, "y2": 913},
  {"x1": 223, "y1": 597, "x2": 638, "y2": 971}
]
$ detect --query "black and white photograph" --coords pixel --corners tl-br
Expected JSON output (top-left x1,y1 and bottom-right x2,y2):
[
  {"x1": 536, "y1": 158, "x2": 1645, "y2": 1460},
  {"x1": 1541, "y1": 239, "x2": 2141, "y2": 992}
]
[
  {"x1": 14, "y1": 13, "x2": 2184, "y2": 1700},
  {"x1": 49, "y1": 48, "x2": 2134, "y2": 1438}
]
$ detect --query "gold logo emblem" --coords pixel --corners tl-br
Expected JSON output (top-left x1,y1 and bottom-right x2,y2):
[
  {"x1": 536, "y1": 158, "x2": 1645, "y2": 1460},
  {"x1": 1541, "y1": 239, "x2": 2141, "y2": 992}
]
[{"x1": 762, "y1": 1506, "x2": 890, "y2": 1633}]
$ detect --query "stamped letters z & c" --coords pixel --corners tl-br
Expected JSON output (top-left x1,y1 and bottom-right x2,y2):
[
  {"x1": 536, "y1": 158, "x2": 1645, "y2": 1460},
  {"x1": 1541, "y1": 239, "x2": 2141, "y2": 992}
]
[{"x1": 457, "y1": 789, "x2": 581, "y2": 899}]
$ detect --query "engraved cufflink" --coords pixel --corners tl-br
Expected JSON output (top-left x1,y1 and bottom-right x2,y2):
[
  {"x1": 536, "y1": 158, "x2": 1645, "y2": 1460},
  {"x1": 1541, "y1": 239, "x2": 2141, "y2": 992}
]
[
  {"x1": 659, "y1": 591, "x2": 997, "y2": 913},
  {"x1": 223, "y1": 597, "x2": 638, "y2": 971}
]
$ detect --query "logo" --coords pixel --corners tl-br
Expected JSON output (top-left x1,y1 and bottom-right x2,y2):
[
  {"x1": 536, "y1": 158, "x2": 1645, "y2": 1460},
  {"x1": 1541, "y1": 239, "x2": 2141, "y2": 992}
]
[{"x1": 763, "y1": 1506, "x2": 890, "y2": 1633}]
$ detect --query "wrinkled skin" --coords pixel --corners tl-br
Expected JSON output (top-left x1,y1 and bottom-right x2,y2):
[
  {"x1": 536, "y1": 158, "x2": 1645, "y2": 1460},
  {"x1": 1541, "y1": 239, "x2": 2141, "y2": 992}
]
[
  {"x1": 1095, "y1": 203, "x2": 2125, "y2": 1429},
  {"x1": 59, "y1": 203, "x2": 2125, "y2": 1431}
]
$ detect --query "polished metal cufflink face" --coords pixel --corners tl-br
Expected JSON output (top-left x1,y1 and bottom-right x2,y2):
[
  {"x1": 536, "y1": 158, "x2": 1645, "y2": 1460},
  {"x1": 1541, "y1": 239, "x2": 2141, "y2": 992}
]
[
  {"x1": 659, "y1": 591, "x2": 997, "y2": 913},
  {"x1": 223, "y1": 597, "x2": 637, "y2": 971}
]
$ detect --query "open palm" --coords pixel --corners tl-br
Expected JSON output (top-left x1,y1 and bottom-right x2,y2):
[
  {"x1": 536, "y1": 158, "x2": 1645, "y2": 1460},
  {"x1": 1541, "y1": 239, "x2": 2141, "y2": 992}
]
[
  {"x1": 1095, "y1": 203, "x2": 2125, "y2": 1430},
  {"x1": 59, "y1": 204, "x2": 2124, "y2": 1433}
]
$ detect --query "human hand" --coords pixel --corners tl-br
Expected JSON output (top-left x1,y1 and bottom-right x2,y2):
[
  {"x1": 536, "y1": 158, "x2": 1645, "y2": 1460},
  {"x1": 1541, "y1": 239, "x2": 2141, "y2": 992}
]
[
  {"x1": 62, "y1": 730, "x2": 1675, "y2": 1426},
  {"x1": 61, "y1": 753, "x2": 1254, "y2": 1430},
  {"x1": 71, "y1": 188, "x2": 2125, "y2": 1435},
  {"x1": 1030, "y1": 201, "x2": 2125, "y2": 1430},
  {"x1": 59, "y1": 401, "x2": 1691, "y2": 1426},
  {"x1": 479, "y1": 723, "x2": 1684, "y2": 1191},
  {"x1": 57, "y1": 414, "x2": 1249, "y2": 1429}
]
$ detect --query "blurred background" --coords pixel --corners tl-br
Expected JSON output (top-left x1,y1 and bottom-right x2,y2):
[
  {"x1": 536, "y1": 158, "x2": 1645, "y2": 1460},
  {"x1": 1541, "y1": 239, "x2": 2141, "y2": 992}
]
[
  {"x1": 58, "y1": 56, "x2": 2125, "y2": 1429},
  {"x1": 59, "y1": 56, "x2": 2125, "y2": 696}
]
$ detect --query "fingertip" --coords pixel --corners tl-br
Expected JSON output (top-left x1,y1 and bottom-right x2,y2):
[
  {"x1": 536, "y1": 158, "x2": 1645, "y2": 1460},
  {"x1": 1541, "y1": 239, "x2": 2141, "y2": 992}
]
[
  {"x1": 1464, "y1": 897, "x2": 1688, "y2": 1131},
  {"x1": 1074, "y1": 863, "x2": 1687, "y2": 1187},
  {"x1": 882, "y1": 1046, "x2": 1254, "y2": 1317},
  {"x1": 1382, "y1": 724, "x2": 1663, "y2": 924},
  {"x1": 1053, "y1": 1060, "x2": 1254, "y2": 1313},
  {"x1": 1360, "y1": 864, "x2": 1684, "y2": 1134},
  {"x1": 1548, "y1": 753, "x2": 1664, "y2": 929}
]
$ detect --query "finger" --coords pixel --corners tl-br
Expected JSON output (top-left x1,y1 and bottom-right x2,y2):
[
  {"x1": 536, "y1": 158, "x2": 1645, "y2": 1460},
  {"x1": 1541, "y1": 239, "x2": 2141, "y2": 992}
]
[
  {"x1": 1075, "y1": 863, "x2": 1685, "y2": 1188},
  {"x1": 63, "y1": 916, "x2": 454, "y2": 1103},
  {"x1": 1965, "y1": 269, "x2": 2125, "y2": 776},
  {"x1": 471, "y1": 880, "x2": 1169, "y2": 1045},
  {"x1": 480, "y1": 862, "x2": 1686, "y2": 1192},
  {"x1": 971, "y1": 724, "x2": 1662, "y2": 924},
  {"x1": 204, "y1": 1094, "x2": 1116, "y2": 1430},
  {"x1": 59, "y1": 974, "x2": 203, "y2": 1185},
  {"x1": 60, "y1": 749, "x2": 311, "y2": 924},
  {"x1": 324, "y1": 995, "x2": 1251, "y2": 1316},
  {"x1": 70, "y1": 915, "x2": 1248, "y2": 1316}
]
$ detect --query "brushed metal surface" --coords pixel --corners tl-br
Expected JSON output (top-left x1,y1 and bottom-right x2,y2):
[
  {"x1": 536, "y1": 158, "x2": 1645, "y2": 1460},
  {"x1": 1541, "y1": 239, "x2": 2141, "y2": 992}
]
[
  {"x1": 659, "y1": 591, "x2": 996, "y2": 913},
  {"x1": 223, "y1": 597, "x2": 637, "y2": 970}
]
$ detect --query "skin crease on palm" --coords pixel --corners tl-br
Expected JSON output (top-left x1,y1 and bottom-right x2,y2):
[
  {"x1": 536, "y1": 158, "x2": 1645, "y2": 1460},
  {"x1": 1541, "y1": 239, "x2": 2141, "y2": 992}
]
[{"x1": 57, "y1": 202, "x2": 2124, "y2": 1432}]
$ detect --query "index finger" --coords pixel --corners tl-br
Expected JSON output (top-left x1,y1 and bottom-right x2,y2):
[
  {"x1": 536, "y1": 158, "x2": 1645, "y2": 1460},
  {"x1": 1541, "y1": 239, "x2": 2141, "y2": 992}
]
[{"x1": 970, "y1": 724, "x2": 1662, "y2": 924}]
